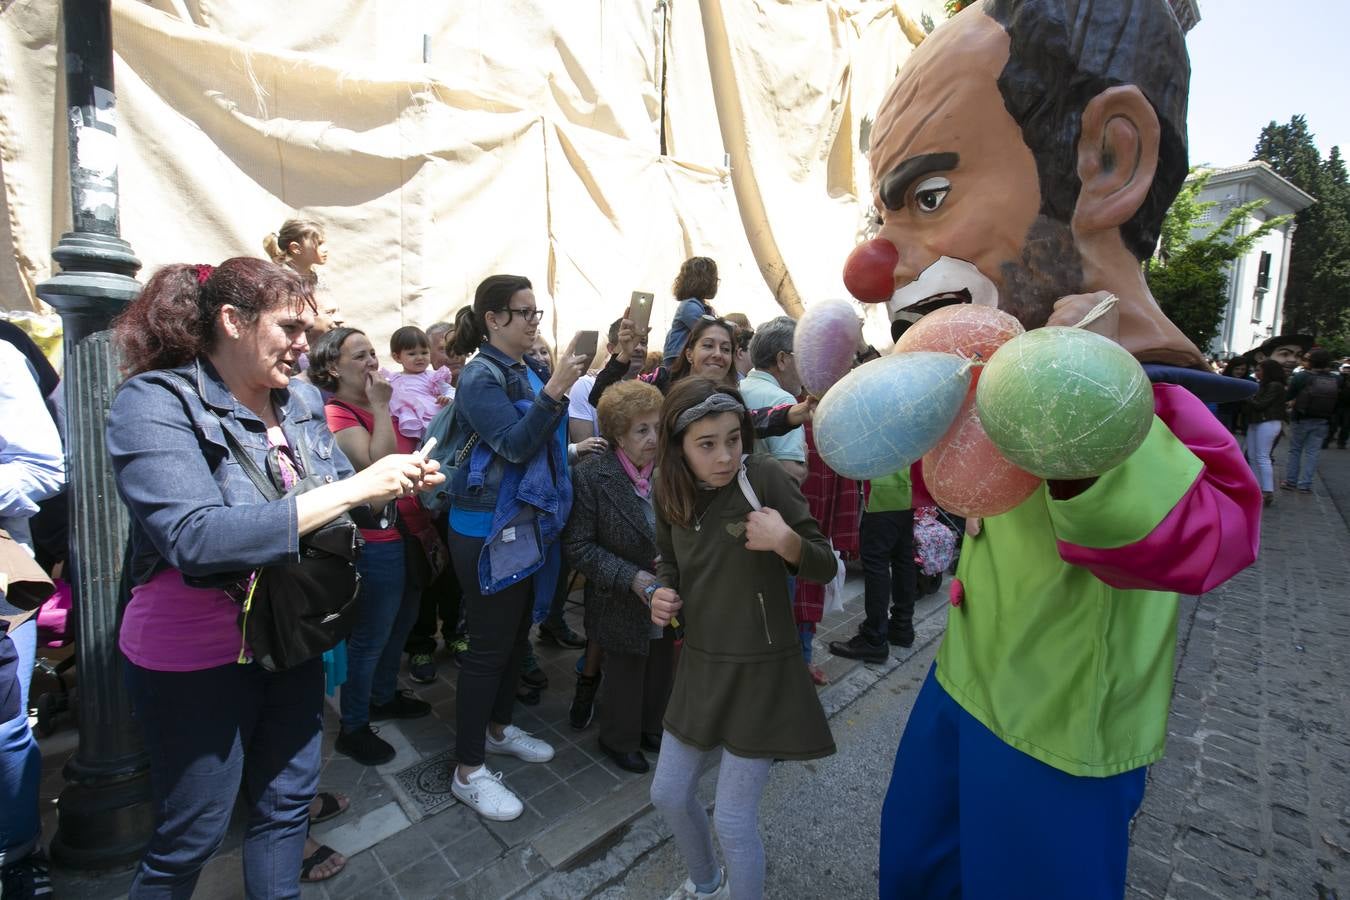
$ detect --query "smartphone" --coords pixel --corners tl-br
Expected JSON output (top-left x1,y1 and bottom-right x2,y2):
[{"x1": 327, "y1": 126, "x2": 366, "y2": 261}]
[
  {"x1": 629, "y1": 291, "x2": 655, "y2": 337},
  {"x1": 574, "y1": 330, "x2": 599, "y2": 361}
]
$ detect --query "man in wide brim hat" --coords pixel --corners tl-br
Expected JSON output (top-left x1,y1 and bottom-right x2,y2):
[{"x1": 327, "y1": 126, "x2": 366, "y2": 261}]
[{"x1": 1248, "y1": 333, "x2": 1313, "y2": 374}]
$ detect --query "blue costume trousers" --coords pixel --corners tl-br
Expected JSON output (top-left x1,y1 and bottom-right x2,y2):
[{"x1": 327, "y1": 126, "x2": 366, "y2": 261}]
[{"x1": 880, "y1": 666, "x2": 1147, "y2": 900}]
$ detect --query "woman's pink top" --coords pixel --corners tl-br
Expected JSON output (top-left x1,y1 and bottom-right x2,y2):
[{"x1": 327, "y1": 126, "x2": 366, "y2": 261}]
[
  {"x1": 119, "y1": 424, "x2": 299, "y2": 671},
  {"x1": 325, "y1": 399, "x2": 431, "y2": 542}
]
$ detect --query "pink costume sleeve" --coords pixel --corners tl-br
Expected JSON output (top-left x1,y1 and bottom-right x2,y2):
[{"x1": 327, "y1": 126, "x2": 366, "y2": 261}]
[
  {"x1": 431, "y1": 366, "x2": 455, "y2": 394},
  {"x1": 1054, "y1": 384, "x2": 1262, "y2": 595}
]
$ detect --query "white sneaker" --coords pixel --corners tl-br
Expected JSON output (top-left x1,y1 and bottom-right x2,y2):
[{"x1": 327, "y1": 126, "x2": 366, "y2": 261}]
[
  {"x1": 485, "y1": 724, "x2": 555, "y2": 762},
  {"x1": 451, "y1": 767, "x2": 523, "y2": 821},
  {"x1": 666, "y1": 867, "x2": 728, "y2": 899}
]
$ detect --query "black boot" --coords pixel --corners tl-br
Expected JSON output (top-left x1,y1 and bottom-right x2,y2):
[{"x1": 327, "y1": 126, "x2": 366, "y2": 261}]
[{"x1": 570, "y1": 673, "x2": 601, "y2": 729}]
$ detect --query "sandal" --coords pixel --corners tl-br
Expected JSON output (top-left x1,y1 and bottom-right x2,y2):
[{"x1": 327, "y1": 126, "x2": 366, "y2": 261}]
[
  {"x1": 309, "y1": 791, "x2": 350, "y2": 825},
  {"x1": 300, "y1": 844, "x2": 346, "y2": 883}
]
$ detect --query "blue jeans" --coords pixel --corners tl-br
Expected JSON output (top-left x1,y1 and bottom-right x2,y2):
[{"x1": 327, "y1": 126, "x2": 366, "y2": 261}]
[
  {"x1": 340, "y1": 538, "x2": 422, "y2": 732},
  {"x1": 126, "y1": 657, "x2": 323, "y2": 899},
  {"x1": 880, "y1": 667, "x2": 1146, "y2": 899},
  {"x1": 0, "y1": 619, "x2": 40, "y2": 866},
  {"x1": 1285, "y1": 418, "x2": 1329, "y2": 489}
]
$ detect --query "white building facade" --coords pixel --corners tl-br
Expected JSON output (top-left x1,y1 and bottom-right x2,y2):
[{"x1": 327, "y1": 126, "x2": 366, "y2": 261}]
[{"x1": 1190, "y1": 162, "x2": 1315, "y2": 358}]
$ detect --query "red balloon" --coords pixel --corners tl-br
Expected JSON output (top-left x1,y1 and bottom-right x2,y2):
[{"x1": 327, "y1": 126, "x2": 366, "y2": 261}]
[
  {"x1": 842, "y1": 238, "x2": 899, "y2": 302},
  {"x1": 894, "y1": 303, "x2": 1023, "y2": 364},
  {"x1": 924, "y1": 389, "x2": 1041, "y2": 518}
]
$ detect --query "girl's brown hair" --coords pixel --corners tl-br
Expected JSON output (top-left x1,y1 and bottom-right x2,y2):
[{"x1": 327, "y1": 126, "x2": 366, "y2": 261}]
[
  {"x1": 671, "y1": 256, "x2": 719, "y2": 301},
  {"x1": 654, "y1": 377, "x2": 755, "y2": 529},
  {"x1": 262, "y1": 218, "x2": 324, "y2": 265},
  {"x1": 667, "y1": 317, "x2": 737, "y2": 386},
  {"x1": 112, "y1": 257, "x2": 313, "y2": 377}
]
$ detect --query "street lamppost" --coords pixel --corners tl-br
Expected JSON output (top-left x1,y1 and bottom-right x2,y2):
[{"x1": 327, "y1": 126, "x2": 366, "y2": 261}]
[{"x1": 35, "y1": 0, "x2": 154, "y2": 869}]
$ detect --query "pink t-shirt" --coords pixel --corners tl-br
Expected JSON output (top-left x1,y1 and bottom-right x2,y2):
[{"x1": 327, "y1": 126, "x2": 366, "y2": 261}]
[
  {"x1": 387, "y1": 367, "x2": 455, "y2": 440},
  {"x1": 324, "y1": 399, "x2": 432, "y2": 542},
  {"x1": 119, "y1": 424, "x2": 300, "y2": 672}
]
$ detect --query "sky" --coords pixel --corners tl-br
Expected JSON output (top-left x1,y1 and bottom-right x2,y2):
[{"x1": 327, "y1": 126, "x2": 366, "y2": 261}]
[{"x1": 1185, "y1": 0, "x2": 1350, "y2": 168}]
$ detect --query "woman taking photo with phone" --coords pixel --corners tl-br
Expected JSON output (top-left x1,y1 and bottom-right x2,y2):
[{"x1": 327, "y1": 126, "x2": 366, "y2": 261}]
[
  {"x1": 107, "y1": 258, "x2": 440, "y2": 897},
  {"x1": 647, "y1": 377, "x2": 837, "y2": 900},
  {"x1": 445, "y1": 275, "x2": 587, "y2": 822}
]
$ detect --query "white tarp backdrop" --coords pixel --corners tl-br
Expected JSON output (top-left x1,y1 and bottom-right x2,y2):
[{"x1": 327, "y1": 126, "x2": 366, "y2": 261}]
[{"x1": 1, "y1": 0, "x2": 942, "y2": 354}]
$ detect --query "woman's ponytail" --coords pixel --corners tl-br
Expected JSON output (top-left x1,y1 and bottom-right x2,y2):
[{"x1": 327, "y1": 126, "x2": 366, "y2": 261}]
[
  {"x1": 262, "y1": 232, "x2": 285, "y2": 264},
  {"x1": 449, "y1": 305, "x2": 484, "y2": 356}
]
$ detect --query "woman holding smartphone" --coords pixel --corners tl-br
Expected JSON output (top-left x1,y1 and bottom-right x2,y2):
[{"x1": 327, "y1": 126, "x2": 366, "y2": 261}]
[{"x1": 445, "y1": 275, "x2": 587, "y2": 822}]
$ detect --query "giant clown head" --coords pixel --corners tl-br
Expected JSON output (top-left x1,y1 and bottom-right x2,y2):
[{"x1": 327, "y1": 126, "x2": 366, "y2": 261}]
[{"x1": 844, "y1": 0, "x2": 1203, "y2": 368}]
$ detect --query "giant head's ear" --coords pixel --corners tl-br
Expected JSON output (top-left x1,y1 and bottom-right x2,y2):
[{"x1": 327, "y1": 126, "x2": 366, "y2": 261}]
[{"x1": 1072, "y1": 85, "x2": 1160, "y2": 234}]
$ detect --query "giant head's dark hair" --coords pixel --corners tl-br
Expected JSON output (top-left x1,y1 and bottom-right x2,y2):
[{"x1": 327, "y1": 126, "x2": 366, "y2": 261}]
[
  {"x1": 654, "y1": 377, "x2": 755, "y2": 529},
  {"x1": 308, "y1": 326, "x2": 366, "y2": 392},
  {"x1": 450, "y1": 274, "x2": 533, "y2": 356},
  {"x1": 667, "y1": 316, "x2": 737, "y2": 386},
  {"x1": 983, "y1": 0, "x2": 1189, "y2": 260},
  {"x1": 113, "y1": 257, "x2": 314, "y2": 377}
]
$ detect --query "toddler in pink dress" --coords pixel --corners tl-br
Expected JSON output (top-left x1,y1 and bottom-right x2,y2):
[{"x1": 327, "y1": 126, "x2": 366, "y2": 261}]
[{"x1": 386, "y1": 325, "x2": 455, "y2": 439}]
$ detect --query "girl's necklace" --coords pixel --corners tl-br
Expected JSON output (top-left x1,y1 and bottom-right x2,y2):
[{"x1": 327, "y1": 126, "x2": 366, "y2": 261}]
[{"x1": 692, "y1": 490, "x2": 717, "y2": 532}]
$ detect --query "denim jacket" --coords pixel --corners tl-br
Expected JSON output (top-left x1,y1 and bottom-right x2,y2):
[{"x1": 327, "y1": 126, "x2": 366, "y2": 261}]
[
  {"x1": 107, "y1": 357, "x2": 354, "y2": 588},
  {"x1": 465, "y1": 398, "x2": 572, "y2": 593},
  {"x1": 447, "y1": 343, "x2": 567, "y2": 515}
]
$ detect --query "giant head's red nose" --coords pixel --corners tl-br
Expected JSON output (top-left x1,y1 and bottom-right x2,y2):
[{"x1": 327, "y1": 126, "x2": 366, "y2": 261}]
[{"x1": 843, "y1": 238, "x2": 899, "y2": 302}]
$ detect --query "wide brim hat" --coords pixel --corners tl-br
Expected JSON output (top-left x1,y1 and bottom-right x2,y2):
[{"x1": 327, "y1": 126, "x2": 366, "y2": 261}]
[{"x1": 1250, "y1": 334, "x2": 1313, "y2": 356}]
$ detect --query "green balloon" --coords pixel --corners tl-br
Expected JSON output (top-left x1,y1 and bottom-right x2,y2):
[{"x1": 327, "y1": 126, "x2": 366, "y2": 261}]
[{"x1": 975, "y1": 327, "x2": 1154, "y2": 479}]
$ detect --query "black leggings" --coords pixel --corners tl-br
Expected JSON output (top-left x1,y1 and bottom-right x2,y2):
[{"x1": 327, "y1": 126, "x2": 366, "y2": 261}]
[{"x1": 448, "y1": 528, "x2": 535, "y2": 767}]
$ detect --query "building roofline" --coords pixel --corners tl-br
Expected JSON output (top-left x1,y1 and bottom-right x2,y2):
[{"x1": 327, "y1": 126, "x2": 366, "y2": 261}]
[{"x1": 1188, "y1": 160, "x2": 1317, "y2": 213}]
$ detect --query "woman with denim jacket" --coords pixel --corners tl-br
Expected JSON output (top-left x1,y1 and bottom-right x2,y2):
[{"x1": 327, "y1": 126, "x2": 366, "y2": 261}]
[
  {"x1": 107, "y1": 259, "x2": 441, "y2": 898},
  {"x1": 445, "y1": 274, "x2": 586, "y2": 822}
]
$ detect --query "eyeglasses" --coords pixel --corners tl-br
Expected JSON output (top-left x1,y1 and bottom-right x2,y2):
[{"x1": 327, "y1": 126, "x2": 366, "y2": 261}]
[
  {"x1": 697, "y1": 314, "x2": 735, "y2": 331},
  {"x1": 506, "y1": 307, "x2": 545, "y2": 324}
]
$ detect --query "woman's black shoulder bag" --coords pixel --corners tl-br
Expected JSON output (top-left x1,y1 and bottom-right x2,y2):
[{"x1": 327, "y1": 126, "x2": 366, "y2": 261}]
[
  {"x1": 164, "y1": 372, "x2": 363, "y2": 671},
  {"x1": 218, "y1": 425, "x2": 364, "y2": 672}
]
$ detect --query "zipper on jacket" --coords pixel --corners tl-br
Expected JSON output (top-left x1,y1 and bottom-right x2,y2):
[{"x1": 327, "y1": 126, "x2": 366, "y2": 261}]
[{"x1": 757, "y1": 592, "x2": 773, "y2": 645}]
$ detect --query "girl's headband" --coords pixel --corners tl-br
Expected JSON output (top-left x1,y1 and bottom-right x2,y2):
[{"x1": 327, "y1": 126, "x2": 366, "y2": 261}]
[{"x1": 673, "y1": 392, "x2": 745, "y2": 434}]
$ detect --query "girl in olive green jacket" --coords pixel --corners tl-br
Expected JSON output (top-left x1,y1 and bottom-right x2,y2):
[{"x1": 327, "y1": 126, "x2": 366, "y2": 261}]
[{"x1": 648, "y1": 377, "x2": 837, "y2": 900}]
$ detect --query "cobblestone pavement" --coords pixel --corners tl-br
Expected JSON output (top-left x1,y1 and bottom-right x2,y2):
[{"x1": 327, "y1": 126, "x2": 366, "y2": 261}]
[{"x1": 1125, "y1": 443, "x2": 1350, "y2": 900}]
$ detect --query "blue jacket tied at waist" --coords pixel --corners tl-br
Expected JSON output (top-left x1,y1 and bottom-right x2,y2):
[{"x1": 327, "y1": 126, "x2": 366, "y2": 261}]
[{"x1": 467, "y1": 398, "x2": 572, "y2": 594}]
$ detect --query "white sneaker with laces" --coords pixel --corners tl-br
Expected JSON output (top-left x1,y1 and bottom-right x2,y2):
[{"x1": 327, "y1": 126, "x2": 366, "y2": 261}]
[
  {"x1": 451, "y1": 767, "x2": 523, "y2": 821},
  {"x1": 485, "y1": 724, "x2": 555, "y2": 762},
  {"x1": 665, "y1": 867, "x2": 728, "y2": 900}
]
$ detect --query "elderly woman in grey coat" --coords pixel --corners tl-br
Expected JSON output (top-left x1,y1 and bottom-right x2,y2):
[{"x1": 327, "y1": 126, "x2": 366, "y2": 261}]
[{"x1": 563, "y1": 380, "x2": 671, "y2": 774}]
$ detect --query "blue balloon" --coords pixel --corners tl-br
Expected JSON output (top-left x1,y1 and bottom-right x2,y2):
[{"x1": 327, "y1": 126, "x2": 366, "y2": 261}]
[{"x1": 814, "y1": 351, "x2": 971, "y2": 480}]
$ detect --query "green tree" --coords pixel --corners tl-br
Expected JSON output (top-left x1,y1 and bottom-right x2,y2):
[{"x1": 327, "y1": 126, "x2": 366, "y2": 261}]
[
  {"x1": 1253, "y1": 117, "x2": 1350, "y2": 348},
  {"x1": 1146, "y1": 170, "x2": 1290, "y2": 351}
]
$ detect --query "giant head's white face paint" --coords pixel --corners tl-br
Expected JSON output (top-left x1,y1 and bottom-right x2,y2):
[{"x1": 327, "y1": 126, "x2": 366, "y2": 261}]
[{"x1": 885, "y1": 256, "x2": 999, "y2": 323}]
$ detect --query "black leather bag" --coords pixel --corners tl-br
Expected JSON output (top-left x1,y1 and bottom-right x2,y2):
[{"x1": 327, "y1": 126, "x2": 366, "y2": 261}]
[{"x1": 219, "y1": 426, "x2": 363, "y2": 672}]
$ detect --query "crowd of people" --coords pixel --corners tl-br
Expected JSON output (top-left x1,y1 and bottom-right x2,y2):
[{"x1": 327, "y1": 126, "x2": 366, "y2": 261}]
[
  {"x1": 1206, "y1": 334, "x2": 1350, "y2": 505},
  {"x1": 0, "y1": 221, "x2": 902, "y2": 900}
]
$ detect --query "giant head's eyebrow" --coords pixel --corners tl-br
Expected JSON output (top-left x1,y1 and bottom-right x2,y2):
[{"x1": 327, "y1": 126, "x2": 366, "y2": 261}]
[{"x1": 878, "y1": 152, "x2": 960, "y2": 211}]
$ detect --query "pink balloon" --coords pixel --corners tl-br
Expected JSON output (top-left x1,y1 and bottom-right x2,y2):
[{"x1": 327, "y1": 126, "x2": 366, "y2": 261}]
[
  {"x1": 923, "y1": 389, "x2": 1041, "y2": 518},
  {"x1": 796, "y1": 299, "x2": 863, "y2": 397},
  {"x1": 894, "y1": 304, "x2": 1023, "y2": 365}
]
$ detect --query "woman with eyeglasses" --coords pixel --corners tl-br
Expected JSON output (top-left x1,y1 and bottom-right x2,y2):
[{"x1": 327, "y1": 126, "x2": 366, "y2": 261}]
[
  {"x1": 443, "y1": 275, "x2": 587, "y2": 822},
  {"x1": 590, "y1": 314, "x2": 814, "y2": 438}
]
